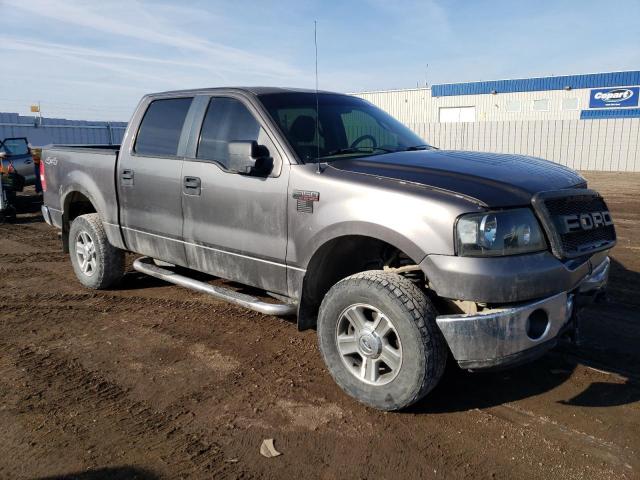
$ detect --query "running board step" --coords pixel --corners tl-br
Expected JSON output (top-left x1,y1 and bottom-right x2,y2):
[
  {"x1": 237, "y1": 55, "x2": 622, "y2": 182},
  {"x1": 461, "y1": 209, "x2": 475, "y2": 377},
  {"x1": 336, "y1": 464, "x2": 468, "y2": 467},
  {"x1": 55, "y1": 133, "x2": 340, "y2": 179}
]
[{"x1": 133, "y1": 256, "x2": 297, "y2": 316}]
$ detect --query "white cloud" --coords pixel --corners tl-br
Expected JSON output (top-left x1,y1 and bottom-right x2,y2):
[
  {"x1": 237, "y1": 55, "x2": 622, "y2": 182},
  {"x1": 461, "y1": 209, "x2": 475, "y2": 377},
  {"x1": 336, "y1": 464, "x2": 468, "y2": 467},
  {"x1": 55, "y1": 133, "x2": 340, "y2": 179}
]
[
  {"x1": 0, "y1": 0, "x2": 315, "y2": 119},
  {"x1": 3, "y1": 0, "x2": 308, "y2": 80}
]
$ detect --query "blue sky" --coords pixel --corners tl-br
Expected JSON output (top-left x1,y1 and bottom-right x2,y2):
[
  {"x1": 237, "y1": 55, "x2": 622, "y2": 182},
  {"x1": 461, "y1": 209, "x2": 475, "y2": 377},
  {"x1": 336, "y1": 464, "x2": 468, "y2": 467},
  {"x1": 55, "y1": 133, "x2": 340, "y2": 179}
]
[{"x1": 1, "y1": 0, "x2": 639, "y2": 121}]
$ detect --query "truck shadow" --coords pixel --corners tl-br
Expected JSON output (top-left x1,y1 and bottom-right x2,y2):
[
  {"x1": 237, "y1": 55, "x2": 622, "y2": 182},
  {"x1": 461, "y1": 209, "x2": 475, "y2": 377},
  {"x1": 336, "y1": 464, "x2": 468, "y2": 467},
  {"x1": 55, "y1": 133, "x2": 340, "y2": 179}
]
[
  {"x1": 32, "y1": 466, "x2": 159, "y2": 480},
  {"x1": 412, "y1": 351, "x2": 640, "y2": 414},
  {"x1": 412, "y1": 256, "x2": 640, "y2": 413}
]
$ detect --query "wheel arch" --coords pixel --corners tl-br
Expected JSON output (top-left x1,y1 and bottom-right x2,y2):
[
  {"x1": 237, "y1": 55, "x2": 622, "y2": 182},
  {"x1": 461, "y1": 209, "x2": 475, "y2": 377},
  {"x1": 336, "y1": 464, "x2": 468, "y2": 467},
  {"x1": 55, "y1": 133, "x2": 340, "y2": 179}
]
[
  {"x1": 296, "y1": 233, "x2": 425, "y2": 331},
  {"x1": 61, "y1": 187, "x2": 99, "y2": 253}
]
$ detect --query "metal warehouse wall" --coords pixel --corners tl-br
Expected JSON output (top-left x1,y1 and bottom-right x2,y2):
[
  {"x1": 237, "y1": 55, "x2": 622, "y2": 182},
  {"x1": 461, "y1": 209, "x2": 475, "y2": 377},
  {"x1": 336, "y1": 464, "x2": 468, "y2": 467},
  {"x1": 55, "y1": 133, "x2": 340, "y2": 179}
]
[
  {"x1": 0, "y1": 112, "x2": 127, "y2": 147},
  {"x1": 406, "y1": 119, "x2": 640, "y2": 172},
  {"x1": 353, "y1": 88, "x2": 600, "y2": 123}
]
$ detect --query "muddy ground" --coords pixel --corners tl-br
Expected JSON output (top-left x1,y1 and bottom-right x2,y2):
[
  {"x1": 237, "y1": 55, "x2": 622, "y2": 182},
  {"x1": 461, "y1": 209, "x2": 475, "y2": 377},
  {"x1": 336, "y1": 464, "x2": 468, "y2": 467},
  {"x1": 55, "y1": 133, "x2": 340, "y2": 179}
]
[{"x1": 0, "y1": 172, "x2": 639, "y2": 480}]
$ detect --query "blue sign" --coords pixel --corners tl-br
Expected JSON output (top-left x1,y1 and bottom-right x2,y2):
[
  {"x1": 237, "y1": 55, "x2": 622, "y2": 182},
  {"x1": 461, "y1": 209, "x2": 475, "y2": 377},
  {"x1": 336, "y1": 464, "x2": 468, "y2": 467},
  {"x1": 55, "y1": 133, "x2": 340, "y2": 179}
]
[{"x1": 589, "y1": 87, "x2": 639, "y2": 108}]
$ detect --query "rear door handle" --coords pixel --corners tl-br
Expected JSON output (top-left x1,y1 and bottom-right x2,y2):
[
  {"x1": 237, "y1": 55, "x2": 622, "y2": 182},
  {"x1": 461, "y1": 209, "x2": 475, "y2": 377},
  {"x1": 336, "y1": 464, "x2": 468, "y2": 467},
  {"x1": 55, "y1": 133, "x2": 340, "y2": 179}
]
[
  {"x1": 183, "y1": 176, "x2": 201, "y2": 196},
  {"x1": 121, "y1": 169, "x2": 134, "y2": 186}
]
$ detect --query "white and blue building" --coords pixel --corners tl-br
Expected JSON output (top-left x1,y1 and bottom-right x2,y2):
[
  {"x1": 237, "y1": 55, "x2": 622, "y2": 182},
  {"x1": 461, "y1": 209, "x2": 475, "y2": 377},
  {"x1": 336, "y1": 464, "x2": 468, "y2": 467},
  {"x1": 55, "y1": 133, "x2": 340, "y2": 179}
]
[
  {"x1": 354, "y1": 70, "x2": 640, "y2": 124},
  {"x1": 353, "y1": 71, "x2": 640, "y2": 171}
]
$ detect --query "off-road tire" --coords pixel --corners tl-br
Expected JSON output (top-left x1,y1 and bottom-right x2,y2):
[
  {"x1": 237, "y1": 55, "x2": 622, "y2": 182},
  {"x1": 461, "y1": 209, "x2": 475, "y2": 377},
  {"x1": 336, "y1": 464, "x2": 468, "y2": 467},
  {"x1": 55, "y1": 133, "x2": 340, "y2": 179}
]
[
  {"x1": 69, "y1": 213, "x2": 125, "y2": 289},
  {"x1": 317, "y1": 271, "x2": 447, "y2": 411}
]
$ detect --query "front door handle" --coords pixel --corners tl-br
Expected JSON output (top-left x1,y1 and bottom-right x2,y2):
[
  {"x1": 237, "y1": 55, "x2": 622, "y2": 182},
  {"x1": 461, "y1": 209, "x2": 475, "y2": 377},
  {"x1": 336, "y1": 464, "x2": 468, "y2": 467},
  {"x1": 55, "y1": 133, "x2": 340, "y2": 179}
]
[
  {"x1": 121, "y1": 169, "x2": 134, "y2": 186},
  {"x1": 183, "y1": 176, "x2": 201, "y2": 196}
]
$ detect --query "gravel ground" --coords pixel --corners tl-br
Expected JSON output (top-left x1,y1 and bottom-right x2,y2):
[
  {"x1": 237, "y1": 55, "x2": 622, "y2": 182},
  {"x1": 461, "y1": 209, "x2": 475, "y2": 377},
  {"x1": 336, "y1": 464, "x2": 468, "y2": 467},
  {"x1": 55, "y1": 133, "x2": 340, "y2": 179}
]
[{"x1": 0, "y1": 172, "x2": 638, "y2": 480}]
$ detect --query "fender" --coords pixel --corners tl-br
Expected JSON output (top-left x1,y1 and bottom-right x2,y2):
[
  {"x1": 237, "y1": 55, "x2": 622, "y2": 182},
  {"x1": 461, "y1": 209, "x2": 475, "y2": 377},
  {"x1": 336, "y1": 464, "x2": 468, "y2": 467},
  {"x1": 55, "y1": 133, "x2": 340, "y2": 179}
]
[
  {"x1": 60, "y1": 176, "x2": 126, "y2": 250},
  {"x1": 287, "y1": 224, "x2": 426, "y2": 300},
  {"x1": 289, "y1": 226, "x2": 431, "y2": 331}
]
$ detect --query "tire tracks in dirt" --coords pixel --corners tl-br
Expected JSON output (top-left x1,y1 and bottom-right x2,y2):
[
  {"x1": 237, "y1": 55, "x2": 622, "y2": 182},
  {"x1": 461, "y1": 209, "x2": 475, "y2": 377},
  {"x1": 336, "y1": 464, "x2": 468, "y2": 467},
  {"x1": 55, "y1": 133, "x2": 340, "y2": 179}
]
[
  {"x1": 0, "y1": 252, "x2": 68, "y2": 264},
  {"x1": 0, "y1": 341, "x2": 236, "y2": 479},
  {"x1": 0, "y1": 224, "x2": 59, "y2": 247},
  {"x1": 485, "y1": 403, "x2": 637, "y2": 472}
]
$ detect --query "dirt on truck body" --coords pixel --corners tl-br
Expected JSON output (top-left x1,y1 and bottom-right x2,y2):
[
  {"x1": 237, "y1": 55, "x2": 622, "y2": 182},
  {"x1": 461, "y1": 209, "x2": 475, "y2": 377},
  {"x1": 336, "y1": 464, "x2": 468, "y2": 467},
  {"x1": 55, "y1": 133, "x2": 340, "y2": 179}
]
[{"x1": 1, "y1": 174, "x2": 639, "y2": 479}]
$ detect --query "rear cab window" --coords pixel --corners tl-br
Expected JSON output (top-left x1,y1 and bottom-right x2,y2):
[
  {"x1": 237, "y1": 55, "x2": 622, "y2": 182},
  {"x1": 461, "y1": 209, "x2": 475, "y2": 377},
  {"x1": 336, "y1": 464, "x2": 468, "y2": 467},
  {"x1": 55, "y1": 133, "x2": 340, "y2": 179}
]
[{"x1": 134, "y1": 97, "x2": 193, "y2": 156}]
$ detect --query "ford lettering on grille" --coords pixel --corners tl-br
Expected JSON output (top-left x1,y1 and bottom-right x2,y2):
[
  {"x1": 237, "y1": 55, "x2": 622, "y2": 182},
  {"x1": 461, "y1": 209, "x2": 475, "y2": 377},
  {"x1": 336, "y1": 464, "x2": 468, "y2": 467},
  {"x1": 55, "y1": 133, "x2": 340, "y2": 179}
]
[
  {"x1": 531, "y1": 189, "x2": 617, "y2": 259},
  {"x1": 560, "y1": 210, "x2": 613, "y2": 234}
]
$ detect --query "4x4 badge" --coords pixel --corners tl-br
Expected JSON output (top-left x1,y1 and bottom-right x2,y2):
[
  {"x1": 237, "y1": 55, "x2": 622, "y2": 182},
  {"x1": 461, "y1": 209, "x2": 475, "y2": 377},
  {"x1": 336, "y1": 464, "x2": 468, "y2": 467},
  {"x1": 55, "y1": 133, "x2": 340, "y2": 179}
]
[{"x1": 293, "y1": 190, "x2": 319, "y2": 213}]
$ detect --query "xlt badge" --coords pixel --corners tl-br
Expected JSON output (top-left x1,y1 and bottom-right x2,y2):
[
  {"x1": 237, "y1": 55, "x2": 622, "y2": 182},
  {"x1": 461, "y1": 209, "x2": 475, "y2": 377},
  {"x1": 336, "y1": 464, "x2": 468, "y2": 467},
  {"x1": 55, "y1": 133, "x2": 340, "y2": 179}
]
[{"x1": 293, "y1": 190, "x2": 320, "y2": 213}]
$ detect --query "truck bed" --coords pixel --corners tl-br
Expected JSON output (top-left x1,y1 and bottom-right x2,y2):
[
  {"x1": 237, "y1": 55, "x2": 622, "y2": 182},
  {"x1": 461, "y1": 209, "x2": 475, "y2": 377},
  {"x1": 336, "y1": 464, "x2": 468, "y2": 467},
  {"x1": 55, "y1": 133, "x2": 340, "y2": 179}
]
[{"x1": 41, "y1": 144, "x2": 121, "y2": 234}]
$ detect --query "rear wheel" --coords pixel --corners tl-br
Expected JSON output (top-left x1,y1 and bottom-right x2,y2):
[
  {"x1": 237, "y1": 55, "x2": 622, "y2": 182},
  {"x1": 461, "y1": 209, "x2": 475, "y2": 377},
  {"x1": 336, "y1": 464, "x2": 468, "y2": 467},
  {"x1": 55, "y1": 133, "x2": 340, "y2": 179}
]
[
  {"x1": 318, "y1": 271, "x2": 446, "y2": 411},
  {"x1": 69, "y1": 213, "x2": 125, "y2": 289}
]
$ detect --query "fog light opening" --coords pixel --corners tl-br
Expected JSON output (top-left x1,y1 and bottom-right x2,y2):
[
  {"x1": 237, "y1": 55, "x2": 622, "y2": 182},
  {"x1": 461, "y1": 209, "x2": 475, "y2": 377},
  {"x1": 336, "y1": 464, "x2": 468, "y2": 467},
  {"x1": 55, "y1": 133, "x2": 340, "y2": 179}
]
[{"x1": 526, "y1": 309, "x2": 549, "y2": 340}]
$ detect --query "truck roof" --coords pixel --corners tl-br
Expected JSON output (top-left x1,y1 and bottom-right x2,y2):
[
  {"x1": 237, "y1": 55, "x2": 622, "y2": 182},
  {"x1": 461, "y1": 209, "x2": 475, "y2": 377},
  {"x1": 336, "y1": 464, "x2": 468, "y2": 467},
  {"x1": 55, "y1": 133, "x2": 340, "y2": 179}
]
[{"x1": 148, "y1": 86, "x2": 341, "y2": 97}]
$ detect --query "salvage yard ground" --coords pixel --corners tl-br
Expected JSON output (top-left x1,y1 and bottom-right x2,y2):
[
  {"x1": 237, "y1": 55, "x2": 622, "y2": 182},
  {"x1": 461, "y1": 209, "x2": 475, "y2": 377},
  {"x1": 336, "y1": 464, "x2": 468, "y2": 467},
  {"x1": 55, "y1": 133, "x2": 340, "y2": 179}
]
[{"x1": 0, "y1": 172, "x2": 639, "y2": 479}]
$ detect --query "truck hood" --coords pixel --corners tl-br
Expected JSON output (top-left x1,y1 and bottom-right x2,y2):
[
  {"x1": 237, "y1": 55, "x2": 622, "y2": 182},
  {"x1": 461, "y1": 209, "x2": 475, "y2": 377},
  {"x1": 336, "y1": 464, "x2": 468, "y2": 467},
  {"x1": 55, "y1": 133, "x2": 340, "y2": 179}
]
[{"x1": 328, "y1": 150, "x2": 586, "y2": 207}]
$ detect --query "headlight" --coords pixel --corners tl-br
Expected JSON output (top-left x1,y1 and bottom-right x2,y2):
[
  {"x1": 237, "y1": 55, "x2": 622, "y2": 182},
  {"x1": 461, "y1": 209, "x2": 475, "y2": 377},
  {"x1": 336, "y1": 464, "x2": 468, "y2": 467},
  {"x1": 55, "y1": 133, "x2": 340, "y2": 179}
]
[{"x1": 455, "y1": 208, "x2": 547, "y2": 256}]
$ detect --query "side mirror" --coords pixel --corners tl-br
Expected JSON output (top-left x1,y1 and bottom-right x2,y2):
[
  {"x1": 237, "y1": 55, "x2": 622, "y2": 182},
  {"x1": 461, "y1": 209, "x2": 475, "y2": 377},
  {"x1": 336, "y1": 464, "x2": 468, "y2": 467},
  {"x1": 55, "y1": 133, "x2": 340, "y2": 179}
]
[{"x1": 227, "y1": 140, "x2": 273, "y2": 176}]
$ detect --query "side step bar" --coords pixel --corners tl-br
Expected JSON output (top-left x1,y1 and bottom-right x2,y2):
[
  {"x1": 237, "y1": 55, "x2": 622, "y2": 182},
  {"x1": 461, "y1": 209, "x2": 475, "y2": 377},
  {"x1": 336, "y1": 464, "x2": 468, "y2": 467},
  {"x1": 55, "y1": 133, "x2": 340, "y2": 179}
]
[{"x1": 132, "y1": 256, "x2": 297, "y2": 316}]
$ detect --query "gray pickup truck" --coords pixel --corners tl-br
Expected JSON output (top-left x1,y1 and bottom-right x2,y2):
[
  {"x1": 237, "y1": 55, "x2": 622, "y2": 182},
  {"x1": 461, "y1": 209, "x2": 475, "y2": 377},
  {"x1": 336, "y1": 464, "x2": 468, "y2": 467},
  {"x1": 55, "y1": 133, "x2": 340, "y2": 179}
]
[{"x1": 41, "y1": 87, "x2": 615, "y2": 410}]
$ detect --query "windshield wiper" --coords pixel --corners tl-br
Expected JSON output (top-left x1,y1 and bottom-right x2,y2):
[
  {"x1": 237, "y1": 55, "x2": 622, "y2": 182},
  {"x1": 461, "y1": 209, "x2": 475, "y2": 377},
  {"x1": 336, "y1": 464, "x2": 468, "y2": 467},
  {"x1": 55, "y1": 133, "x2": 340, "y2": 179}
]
[{"x1": 319, "y1": 146, "x2": 395, "y2": 159}]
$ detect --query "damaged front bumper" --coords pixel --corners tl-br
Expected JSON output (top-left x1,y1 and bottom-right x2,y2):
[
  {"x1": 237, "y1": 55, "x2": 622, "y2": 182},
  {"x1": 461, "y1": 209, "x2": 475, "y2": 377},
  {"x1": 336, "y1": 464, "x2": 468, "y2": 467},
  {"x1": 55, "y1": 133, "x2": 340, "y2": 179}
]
[{"x1": 436, "y1": 256, "x2": 610, "y2": 370}]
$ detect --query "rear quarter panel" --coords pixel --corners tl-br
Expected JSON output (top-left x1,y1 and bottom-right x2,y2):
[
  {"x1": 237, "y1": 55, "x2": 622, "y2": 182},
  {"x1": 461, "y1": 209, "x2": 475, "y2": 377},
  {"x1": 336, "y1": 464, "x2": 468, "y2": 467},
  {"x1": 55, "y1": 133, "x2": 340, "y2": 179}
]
[{"x1": 42, "y1": 147, "x2": 121, "y2": 244}]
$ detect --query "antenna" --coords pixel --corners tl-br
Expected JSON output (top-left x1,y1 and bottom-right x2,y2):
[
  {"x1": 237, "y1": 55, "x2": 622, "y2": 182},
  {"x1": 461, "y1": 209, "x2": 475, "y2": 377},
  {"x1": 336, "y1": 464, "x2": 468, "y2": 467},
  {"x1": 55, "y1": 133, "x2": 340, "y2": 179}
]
[{"x1": 314, "y1": 20, "x2": 321, "y2": 174}]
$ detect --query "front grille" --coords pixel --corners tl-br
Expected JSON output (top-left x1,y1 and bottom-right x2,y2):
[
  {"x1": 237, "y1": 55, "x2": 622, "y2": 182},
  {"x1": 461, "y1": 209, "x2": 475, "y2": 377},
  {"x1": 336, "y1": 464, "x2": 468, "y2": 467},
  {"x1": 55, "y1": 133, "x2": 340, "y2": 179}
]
[
  {"x1": 544, "y1": 195, "x2": 607, "y2": 217},
  {"x1": 532, "y1": 190, "x2": 616, "y2": 259}
]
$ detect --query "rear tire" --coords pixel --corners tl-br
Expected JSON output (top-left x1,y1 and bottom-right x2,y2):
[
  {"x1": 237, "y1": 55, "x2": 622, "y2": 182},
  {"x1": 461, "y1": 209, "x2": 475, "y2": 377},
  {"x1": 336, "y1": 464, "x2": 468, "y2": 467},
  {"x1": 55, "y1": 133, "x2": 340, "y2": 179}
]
[
  {"x1": 69, "y1": 213, "x2": 125, "y2": 289},
  {"x1": 317, "y1": 271, "x2": 446, "y2": 411}
]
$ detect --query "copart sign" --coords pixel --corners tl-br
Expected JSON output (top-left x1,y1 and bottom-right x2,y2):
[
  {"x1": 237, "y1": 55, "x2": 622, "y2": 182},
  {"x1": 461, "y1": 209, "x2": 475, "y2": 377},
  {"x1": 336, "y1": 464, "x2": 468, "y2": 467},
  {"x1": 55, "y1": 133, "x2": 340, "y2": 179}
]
[{"x1": 589, "y1": 86, "x2": 639, "y2": 108}]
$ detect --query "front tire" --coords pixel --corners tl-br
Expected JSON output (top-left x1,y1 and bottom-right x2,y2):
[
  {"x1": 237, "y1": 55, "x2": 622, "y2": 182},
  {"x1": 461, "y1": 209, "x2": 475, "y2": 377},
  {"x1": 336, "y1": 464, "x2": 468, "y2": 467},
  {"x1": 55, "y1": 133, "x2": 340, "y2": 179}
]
[
  {"x1": 69, "y1": 213, "x2": 125, "y2": 289},
  {"x1": 317, "y1": 271, "x2": 446, "y2": 411}
]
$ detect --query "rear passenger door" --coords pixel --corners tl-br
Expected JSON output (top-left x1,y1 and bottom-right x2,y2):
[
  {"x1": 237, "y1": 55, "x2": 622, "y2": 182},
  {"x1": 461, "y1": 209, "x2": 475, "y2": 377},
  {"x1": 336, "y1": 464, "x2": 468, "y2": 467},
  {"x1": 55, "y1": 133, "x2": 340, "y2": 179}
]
[
  {"x1": 118, "y1": 96, "x2": 193, "y2": 266},
  {"x1": 180, "y1": 95, "x2": 290, "y2": 294}
]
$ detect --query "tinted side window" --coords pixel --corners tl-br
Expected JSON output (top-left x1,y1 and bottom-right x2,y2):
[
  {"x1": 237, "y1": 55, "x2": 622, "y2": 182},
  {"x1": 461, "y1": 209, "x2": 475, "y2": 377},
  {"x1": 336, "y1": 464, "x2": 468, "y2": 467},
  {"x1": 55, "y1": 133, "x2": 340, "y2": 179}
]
[
  {"x1": 1, "y1": 138, "x2": 29, "y2": 155},
  {"x1": 197, "y1": 97, "x2": 260, "y2": 170},
  {"x1": 134, "y1": 97, "x2": 193, "y2": 156}
]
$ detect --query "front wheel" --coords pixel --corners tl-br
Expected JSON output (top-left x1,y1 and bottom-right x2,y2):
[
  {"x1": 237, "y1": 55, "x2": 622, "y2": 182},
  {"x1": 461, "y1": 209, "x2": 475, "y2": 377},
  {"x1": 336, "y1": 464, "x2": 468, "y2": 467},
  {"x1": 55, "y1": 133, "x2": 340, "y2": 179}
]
[
  {"x1": 69, "y1": 213, "x2": 125, "y2": 289},
  {"x1": 317, "y1": 271, "x2": 447, "y2": 411}
]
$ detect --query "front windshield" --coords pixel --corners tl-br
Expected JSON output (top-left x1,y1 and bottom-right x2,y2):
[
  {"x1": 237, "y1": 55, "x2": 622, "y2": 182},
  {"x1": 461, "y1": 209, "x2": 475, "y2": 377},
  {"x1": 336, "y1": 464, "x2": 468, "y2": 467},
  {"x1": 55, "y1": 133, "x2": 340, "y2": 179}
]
[{"x1": 259, "y1": 92, "x2": 431, "y2": 163}]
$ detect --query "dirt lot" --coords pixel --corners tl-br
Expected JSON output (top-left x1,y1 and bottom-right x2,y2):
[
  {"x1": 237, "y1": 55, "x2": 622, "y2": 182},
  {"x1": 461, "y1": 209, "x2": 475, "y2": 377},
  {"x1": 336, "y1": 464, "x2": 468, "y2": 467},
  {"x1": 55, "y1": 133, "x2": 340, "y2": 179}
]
[{"x1": 1, "y1": 172, "x2": 639, "y2": 480}]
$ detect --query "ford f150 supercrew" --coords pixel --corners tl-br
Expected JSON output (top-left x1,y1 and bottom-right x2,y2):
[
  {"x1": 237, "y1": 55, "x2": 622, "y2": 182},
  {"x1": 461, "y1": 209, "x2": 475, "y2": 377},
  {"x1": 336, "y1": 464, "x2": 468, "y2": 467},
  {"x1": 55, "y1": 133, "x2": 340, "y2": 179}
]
[{"x1": 41, "y1": 87, "x2": 615, "y2": 410}]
